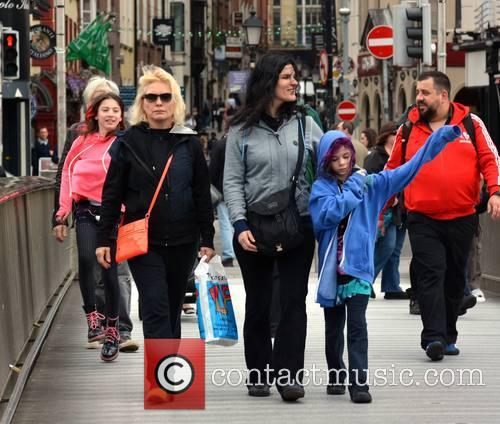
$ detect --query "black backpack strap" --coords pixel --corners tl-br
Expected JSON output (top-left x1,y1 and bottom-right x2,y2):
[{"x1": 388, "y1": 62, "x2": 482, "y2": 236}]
[
  {"x1": 462, "y1": 113, "x2": 477, "y2": 151},
  {"x1": 290, "y1": 113, "x2": 306, "y2": 197},
  {"x1": 401, "y1": 120, "x2": 413, "y2": 165}
]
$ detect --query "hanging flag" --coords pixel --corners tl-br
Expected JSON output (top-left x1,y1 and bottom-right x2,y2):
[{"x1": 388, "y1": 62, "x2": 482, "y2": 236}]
[{"x1": 67, "y1": 14, "x2": 112, "y2": 75}]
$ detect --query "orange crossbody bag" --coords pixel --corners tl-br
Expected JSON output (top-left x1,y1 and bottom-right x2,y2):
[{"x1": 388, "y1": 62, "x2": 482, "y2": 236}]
[{"x1": 115, "y1": 154, "x2": 173, "y2": 263}]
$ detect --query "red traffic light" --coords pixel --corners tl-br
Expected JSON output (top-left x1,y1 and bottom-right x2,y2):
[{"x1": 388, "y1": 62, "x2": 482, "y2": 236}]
[{"x1": 5, "y1": 34, "x2": 16, "y2": 47}]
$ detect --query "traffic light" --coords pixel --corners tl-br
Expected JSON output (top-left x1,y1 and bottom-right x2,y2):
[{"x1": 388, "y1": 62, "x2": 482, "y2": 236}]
[
  {"x1": 392, "y1": 3, "x2": 432, "y2": 67},
  {"x1": 2, "y1": 29, "x2": 20, "y2": 79}
]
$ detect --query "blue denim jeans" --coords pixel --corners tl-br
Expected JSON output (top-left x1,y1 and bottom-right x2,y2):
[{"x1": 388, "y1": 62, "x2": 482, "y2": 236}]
[
  {"x1": 373, "y1": 223, "x2": 399, "y2": 292},
  {"x1": 381, "y1": 225, "x2": 407, "y2": 293},
  {"x1": 217, "y1": 201, "x2": 235, "y2": 261}
]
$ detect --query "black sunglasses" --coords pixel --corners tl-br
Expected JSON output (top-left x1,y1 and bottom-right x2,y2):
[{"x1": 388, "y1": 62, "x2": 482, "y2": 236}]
[{"x1": 143, "y1": 93, "x2": 172, "y2": 103}]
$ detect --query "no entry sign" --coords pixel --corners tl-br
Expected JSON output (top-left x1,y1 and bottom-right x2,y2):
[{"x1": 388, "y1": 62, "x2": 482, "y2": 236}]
[
  {"x1": 366, "y1": 25, "x2": 393, "y2": 60},
  {"x1": 337, "y1": 100, "x2": 356, "y2": 121}
]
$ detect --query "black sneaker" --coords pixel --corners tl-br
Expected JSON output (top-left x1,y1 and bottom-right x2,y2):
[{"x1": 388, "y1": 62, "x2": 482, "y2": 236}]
[
  {"x1": 425, "y1": 341, "x2": 444, "y2": 361},
  {"x1": 444, "y1": 344, "x2": 460, "y2": 355},
  {"x1": 350, "y1": 389, "x2": 372, "y2": 403},
  {"x1": 279, "y1": 384, "x2": 305, "y2": 402},
  {"x1": 247, "y1": 384, "x2": 270, "y2": 397},
  {"x1": 326, "y1": 384, "x2": 346, "y2": 395},
  {"x1": 409, "y1": 299, "x2": 421, "y2": 315},
  {"x1": 458, "y1": 295, "x2": 477, "y2": 316},
  {"x1": 101, "y1": 321, "x2": 120, "y2": 362},
  {"x1": 384, "y1": 291, "x2": 410, "y2": 300}
]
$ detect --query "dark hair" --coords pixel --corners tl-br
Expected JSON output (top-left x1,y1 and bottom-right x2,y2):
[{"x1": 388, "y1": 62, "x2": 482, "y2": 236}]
[
  {"x1": 86, "y1": 92, "x2": 126, "y2": 134},
  {"x1": 417, "y1": 71, "x2": 451, "y2": 95},
  {"x1": 230, "y1": 52, "x2": 301, "y2": 129},
  {"x1": 321, "y1": 137, "x2": 356, "y2": 177},
  {"x1": 376, "y1": 121, "x2": 398, "y2": 146},
  {"x1": 361, "y1": 128, "x2": 377, "y2": 149}
]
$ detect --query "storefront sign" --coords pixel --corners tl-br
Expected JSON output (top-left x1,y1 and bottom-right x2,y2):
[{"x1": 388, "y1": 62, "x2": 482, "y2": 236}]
[{"x1": 30, "y1": 25, "x2": 56, "y2": 59}]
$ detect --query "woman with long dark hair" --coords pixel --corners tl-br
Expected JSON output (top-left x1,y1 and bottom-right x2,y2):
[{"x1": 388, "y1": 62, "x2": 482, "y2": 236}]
[{"x1": 224, "y1": 52, "x2": 324, "y2": 401}]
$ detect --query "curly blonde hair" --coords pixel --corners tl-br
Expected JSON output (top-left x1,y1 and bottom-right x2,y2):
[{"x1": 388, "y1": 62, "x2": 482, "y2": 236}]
[{"x1": 128, "y1": 65, "x2": 185, "y2": 126}]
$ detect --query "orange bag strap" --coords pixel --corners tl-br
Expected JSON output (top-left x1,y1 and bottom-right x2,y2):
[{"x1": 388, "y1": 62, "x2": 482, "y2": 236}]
[{"x1": 146, "y1": 154, "x2": 174, "y2": 218}]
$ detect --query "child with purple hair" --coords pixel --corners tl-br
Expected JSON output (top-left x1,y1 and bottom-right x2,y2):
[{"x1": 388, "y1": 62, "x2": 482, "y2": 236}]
[{"x1": 309, "y1": 125, "x2": 461, "y2": 403}]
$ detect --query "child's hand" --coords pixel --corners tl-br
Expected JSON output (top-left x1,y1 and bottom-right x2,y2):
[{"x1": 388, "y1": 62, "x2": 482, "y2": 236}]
[{"x1": 356, "y1": 168, "x2": 367, "y2": 177}]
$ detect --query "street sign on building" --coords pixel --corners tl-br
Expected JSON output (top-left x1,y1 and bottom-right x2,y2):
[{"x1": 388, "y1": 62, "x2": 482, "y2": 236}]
[
  {"x1": 225, "y1": 36, "x2": 242, "y2": 59},
  {"x1": 337, "y1": 100, "x2": 356, "y2": 121},
  {"x1": 152, "y1": 18, "x2": 174, "y2": 46},
  {"x1": 366, "y1": 25, "x2": 393, "y2": 60}
]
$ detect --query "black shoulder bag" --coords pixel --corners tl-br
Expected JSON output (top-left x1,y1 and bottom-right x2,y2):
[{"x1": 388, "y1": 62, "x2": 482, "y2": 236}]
[{"x1": 246, "y1": 114, "x2": 306, "y2": 256}]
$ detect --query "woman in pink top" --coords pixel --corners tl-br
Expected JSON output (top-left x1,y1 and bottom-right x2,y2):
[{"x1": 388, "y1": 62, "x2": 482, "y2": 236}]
[{"x1": 56, "y1": 92, "x2": 125, "y2": 362}]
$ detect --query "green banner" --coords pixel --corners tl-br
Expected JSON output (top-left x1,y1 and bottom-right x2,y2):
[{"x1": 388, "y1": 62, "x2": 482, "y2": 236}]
[{"x1": 67, "y1": 15, "x2": 111, "y2": 75}]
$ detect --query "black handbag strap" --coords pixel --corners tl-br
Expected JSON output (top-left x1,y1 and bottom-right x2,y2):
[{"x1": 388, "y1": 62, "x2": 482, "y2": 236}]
[{"x1": 290, "y1": 113, "x2": 306, "y2": 198}]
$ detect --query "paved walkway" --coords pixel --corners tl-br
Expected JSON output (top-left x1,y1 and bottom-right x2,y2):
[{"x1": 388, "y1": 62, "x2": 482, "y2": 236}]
[{"x1": 12, "y1": 238, "x2": 500, "y2": 423}]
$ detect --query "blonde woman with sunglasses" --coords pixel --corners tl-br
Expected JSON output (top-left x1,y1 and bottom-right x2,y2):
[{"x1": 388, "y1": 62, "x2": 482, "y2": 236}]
[{"x1": 95, "y1": 66, "x2": 215, "y2": 340}]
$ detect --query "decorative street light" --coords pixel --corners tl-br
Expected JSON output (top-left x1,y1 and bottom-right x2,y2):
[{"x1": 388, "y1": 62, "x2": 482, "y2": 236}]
[{"x1": 242, "y1": 9, "x2": 263, "y2": 68}]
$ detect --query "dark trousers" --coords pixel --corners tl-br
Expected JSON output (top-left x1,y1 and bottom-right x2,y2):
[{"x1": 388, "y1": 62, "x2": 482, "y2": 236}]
[
  {"x1": 75, "y1": 211, "x2": 120, "y2": 318},
  {"x1": 128, "y1": 243, "x2": 198, "y2": 339},
  {"x1": 96, "y1": 261, "x2": 134, "y2": 334},
  {"x1": 234, "y1": 228, "x2": 315, "y2": 386},
  {"x1": 407, "y1": 212, "x2": 478, "y2": 348},
  {"x1": 324, "y1": 294, "x2": 369, "y2": 391}
]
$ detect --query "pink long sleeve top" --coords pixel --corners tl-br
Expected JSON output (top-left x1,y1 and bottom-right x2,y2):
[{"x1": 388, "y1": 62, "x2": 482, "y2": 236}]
[{"x1": 57, "y1": 132, "x2": 116, "y2": 219}]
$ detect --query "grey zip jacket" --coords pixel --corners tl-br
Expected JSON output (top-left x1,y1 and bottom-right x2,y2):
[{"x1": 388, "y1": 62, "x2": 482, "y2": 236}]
[{"x1": 224, "y1": 114, "x2": 324, "y2": 231}]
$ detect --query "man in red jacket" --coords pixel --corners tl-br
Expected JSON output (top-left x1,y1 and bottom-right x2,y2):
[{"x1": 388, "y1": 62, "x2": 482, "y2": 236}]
[{"x1": 386, "y1": 71, "x2": 500, "y2": 361}]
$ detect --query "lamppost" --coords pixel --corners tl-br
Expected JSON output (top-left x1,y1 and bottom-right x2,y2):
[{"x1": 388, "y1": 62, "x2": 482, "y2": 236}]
[{"x1": 242, "y1": 9, "x2": 263, "y2": 68}]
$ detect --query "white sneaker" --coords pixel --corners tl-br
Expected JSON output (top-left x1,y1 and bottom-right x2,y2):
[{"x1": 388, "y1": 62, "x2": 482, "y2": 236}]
[{"x1": 471, "y1": 288, "x2": 486, "y2": 303}]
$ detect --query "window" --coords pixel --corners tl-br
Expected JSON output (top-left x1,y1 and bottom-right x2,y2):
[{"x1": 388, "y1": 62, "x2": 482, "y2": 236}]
[
  {"x1": 170, "y1": 2, "x2": 184, "y2": 52},
  {"x1": 81, "y1": 0, "x2": 96, "y2": 28},
  {"x1": 273, "y1": 7, "x2": 280, "y2": 44}
]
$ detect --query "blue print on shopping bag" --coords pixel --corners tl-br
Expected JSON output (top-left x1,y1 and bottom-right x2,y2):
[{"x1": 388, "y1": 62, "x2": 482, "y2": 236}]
[{"x1": 195, "y1": 255, "x2": 238, "y2": 346}]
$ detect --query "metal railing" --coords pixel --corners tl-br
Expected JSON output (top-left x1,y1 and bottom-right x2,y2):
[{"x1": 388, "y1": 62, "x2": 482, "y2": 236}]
[{"x1": 0, "y1": 177, "x2": 74, "y2": 422}]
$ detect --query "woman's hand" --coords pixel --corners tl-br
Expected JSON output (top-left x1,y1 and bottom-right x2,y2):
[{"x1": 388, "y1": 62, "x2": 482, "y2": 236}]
[
  {"x1": 53, "y1": 212, "x2": 71, "y2": 242},
  {"x1": 238, "y1": 230, "x2": 258, "y2": 252},
  {"x1": 199, "y1": 247, "x2": 216, "y2": 262},
  {"x1": 53, "y1": 224, "x2": 68, "y2": 242},
  {"x1": 96, "y1": 247, "x2": 112, "y2": 269}
]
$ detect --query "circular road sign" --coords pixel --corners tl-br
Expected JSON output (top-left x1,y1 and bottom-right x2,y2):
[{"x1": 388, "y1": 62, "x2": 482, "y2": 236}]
[
  {"x1": 366, "y1": 25, "x2": 393, "y2": 60},
  {"x1": 337, "y1": 100, "x2": 357, "y2": 121}
]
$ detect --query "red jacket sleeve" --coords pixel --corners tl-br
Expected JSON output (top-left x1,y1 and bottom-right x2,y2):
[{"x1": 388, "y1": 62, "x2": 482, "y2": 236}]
[{"x1": 471, "y1": 114, "x2": 500, "y2": 195}]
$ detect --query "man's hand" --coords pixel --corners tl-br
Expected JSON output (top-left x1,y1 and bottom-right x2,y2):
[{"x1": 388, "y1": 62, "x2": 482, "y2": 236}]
[
  {"x1": 199, "y1": 247, "x2": 216, "y2": 261},
  {"x1": 487, "y1": 195, "x2": 500, "y2": 220},
  {"x1": 53, "y1": 224, "x2": 68, "y2": 242},
  {"x1": 96, "y1": 247, "x2": 112, "y2": 269},
  {"x1": 238, "y1": 230, "x2": 258, "y2": 252}
]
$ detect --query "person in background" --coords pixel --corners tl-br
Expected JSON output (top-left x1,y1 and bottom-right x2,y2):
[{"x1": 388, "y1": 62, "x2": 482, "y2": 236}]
[
  {"x1": 360, "y1": 128, "x2": 377, "y2": 150},
  {"x1": 209, "y1": 134, "x2": 235, "y2": 268},
  {"x1": 336, "y1": 120, "x2": 368, "y2": 167},
  {"x1": 32, "y1": 126, "x2": 58, "y2": 175},
  {"x1": 364, "y1": 122, "x2": 409, "y2": 299}
]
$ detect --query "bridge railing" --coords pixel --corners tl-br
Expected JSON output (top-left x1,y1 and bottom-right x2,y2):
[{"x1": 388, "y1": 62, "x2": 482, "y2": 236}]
[{"x1": 0, "y1": 177, "x2": 73, "y2": 410}]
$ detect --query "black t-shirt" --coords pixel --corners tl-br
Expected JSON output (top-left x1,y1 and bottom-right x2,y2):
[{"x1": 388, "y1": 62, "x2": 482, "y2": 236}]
[{"x1": 261, "y1": 113, "x2": 283, "y2": 132}]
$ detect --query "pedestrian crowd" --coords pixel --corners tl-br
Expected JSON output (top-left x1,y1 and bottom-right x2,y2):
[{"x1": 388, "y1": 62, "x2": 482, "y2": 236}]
[{"x1": 27, "y1": 54, "x2": 500, "y2": 404}]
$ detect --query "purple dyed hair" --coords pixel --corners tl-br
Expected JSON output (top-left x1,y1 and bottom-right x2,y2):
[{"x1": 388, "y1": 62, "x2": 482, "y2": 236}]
[{"x1": 322, "y1": 137, "x2": 356, "y2": 176}]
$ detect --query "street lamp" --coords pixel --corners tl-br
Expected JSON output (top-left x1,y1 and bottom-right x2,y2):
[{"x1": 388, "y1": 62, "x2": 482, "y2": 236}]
[{"x1": 242, "y1": 9, "x2": 263, "y2": 68}]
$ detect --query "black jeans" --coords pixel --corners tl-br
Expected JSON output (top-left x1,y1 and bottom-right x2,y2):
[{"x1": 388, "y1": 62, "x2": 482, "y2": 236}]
[
  {"x1": 96, "y1": 261, "x2": 134, "y2": 335},
  {"x1": 324, "y1": 294, "x2": 369, "y2": 392},
  {"x1": 234, "y1": 228, "x2": 315, "y2": 387},
  {"x1": 75, "y1": 205, "x2": 120, "y2": 318},
  {"x1": 128, "y1": 243, "x2": 198, "y2": 339},
  {"x1": 407, "y1": 212, "x2": 478, "y2": 348}
]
